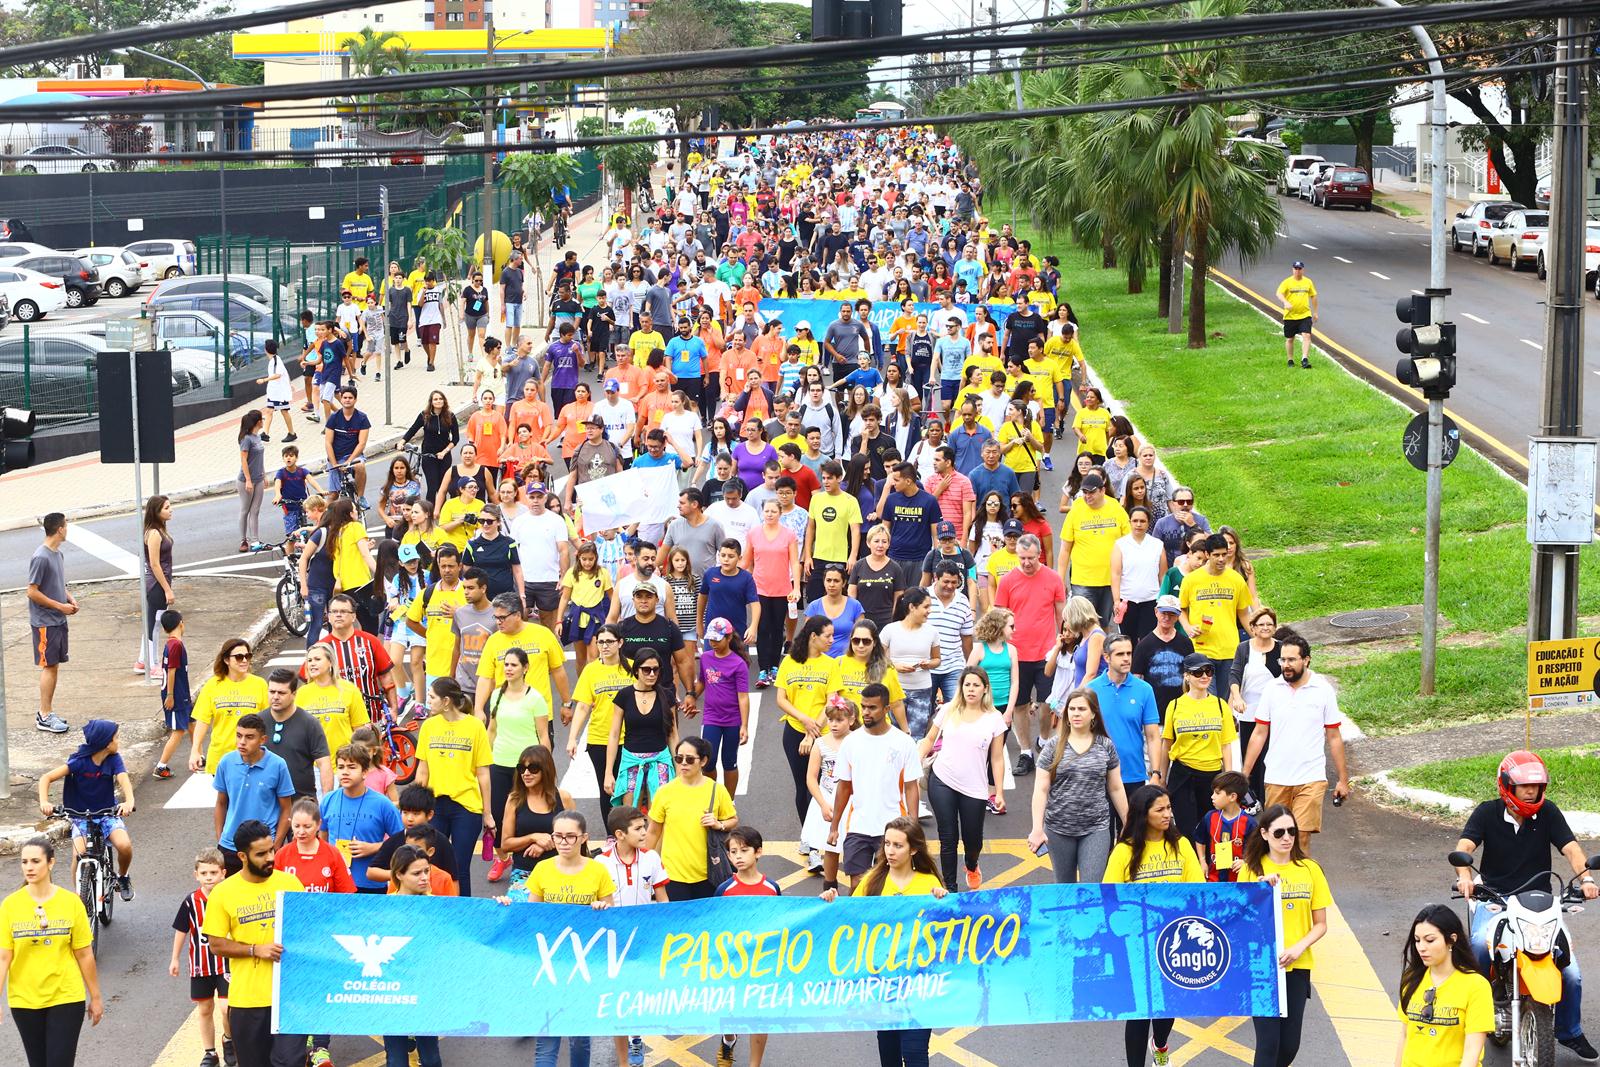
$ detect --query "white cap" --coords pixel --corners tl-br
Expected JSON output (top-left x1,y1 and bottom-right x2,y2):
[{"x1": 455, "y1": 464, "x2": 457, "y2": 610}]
[{"x1": 795, "y1": 320, "x2": 812, "y2": 330}]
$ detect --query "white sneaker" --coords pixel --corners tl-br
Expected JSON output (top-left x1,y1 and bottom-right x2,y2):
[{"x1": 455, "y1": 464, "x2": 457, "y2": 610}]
[
  {"x1": 918, "y1": 800, "x2": 932, "y2": 819},
  {"x1": 807, "y1": 849, "x2": 823, "y2": 873}
]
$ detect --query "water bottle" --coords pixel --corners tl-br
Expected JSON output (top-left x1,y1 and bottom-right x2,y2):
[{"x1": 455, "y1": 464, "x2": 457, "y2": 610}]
[{"x1": 788, "y1": 599, "x2": 798, "y2": 620}]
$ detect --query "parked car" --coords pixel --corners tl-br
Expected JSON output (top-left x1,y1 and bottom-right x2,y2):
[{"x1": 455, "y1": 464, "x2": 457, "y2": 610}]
[
  {"x1": 0, "y1": 266, "x2": 68, "y2": 322},
  {"x1": 86, "y1": 309, "x2": 253, "y2": 375},
  {"x1": 73, "y1": 246, "x2": 151, "y2": 297},
  {"x1": 1311, "y1": 165, "x2": 1373, "y2": 210},
  {"x1": 1581, "y1": 222, "x2": 1600, "y2": 291},
  {"x1": 145, "y1": 290, "x2": 298, "y2": 343},
  {"x1": 125, "y1": 239, "x2": 197, "y2": 279},
  {"x1": 145, "y1": 272, "x2": 282, "y2": 310},
  {"x1": 1448, "y1": 200, "x2": 1526, "y2": 256},
  {"x1": 1298, "y1": 161, "x2": 1340, "y2": 201},
  {"x1": 15, "y1": 145, "x2": 108, "y2": 175},
  {"x1": 1485, "y1": 209, "x2": 1550, "y2": 271},
  {"x1": 8, "y1": 254, "x2": 99, "y2": 308},
  {"x1": 1537, "y1": 173, "x2": 1552, "y2": 208},
  {"x1": 1282, "y1": 154, "x2": 1325, "y2": 195},
  {"x1": 0, "y1": 241, "x2": 57, "y2": 263},
  {"x1": 0, "y1": 333, "x2": 200, "y2": 422}
]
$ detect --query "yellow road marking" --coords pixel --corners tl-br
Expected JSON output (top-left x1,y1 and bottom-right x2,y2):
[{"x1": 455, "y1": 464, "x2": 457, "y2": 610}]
[
  {"x1": 928, "y1": 1026, "x2": 1003, "y2": 1067},
  {"x1": 1171, "y1": 1017, "x2": 1254, "y2": 1065},
  {"x1": 1311, "y1": 900, "x2": 1402, "y2": 1067},
  {"x1": 645, "y1": 1034, "x2": 715, "y2": 1066}
]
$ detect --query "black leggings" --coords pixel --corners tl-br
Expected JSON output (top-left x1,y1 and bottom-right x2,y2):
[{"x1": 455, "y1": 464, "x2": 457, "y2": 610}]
[
  {"x1": 1167, "y1": 759, "x2": 1217, "y2": 844},
  {"x1": 489, "y1": 762, "x2": 516, "y2": 848},
  {"x1": 231, "y1": 1005, "x2": 308, "y2": 1067},
  {"x1": 1251, "y1": 967, "x2": 1312, "y2": 1067},
  {"x1": 13, "y1": 1002, "x2": 84, "y2": 1067},
  {"x1": 1238, "y1": 717, "x2": 1267, "y2": 801},
  {"x1": 1124, "y1": 1017, "x2": 1174, "y2": 1067},
  {"x1": 586, "y1": 742, "x2": 613, "y2": 827},
  {"x1": 927, "y1": 771, "x2": 987, "y2": 891},
  {"x1": 781, "y1": 724, "x2": 810, "y2": 826},
  {"x1": 756, "y1": 595, "x2": 789, "y2": 672}
]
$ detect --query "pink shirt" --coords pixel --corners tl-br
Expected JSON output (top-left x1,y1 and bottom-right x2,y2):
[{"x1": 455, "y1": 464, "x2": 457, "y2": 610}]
[
  {"x1": 931, "y1": 707, "x2": 1008, "y2": 800},
  {"x1": 929, "y1": 470, "x2": 975, "y2": 528},
  {"x1": 994, "y1": 565, "x2": 1065, "y2": 661},
  {"x1": 744, "y1": 523, "x2": 798, "y2": 598}
]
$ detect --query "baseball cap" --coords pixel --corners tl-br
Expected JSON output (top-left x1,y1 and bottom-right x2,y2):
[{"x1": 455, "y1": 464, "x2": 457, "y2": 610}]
[
  {"x1": 935, "y1": 520, "x2": 958, "y2": 540},
  {"x1": 632, "y1": 582, "x2": 659, "y2": 598},
  {"x1": 586, "y1": 414, "x2": 606, "y2": 426},
  {"x1": 455, "y1": 475, "x2": 476, "y2": 490},
  {"x1": 1002, "y1": 518, "x2": 1024, "y2": 536},
  {"x1": 1182, "y1": 652, "x2": 1214, "y2": 674},
  {"x1": 603, "y1": 378, "x2": 620, "y2": 392},
  {"x1": 1155, "y1": 594, "x2": 1182, "y2": 615},
  {"x1": 397, "y1": 543, "x2": 421, "y2": 563},
  {"x1": 525, "y1": 481, "x2": 547, "y2": 495},
  {"x1": 705, "y1": 617, "x2": 735, "y2": 642},
  {"x1": 1081, "y1": 473, "x2": 1105, "y2": 492},
  {"x1": 795, "y1": 320, "x2": 812, "y2": 331},
  {"x1": 1292, "y1": 260, "x2": 1305, "y2": 269}
]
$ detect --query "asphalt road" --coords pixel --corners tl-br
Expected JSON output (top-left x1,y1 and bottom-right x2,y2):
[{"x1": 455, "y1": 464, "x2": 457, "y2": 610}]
[{"x1": 1222, "y1": 192, "x2": 1600, "y2": 465}]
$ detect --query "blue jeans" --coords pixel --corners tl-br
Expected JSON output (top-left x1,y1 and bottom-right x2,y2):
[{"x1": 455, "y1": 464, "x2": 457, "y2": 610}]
[
  {"x1": 1469, "y1": 900, "x2": 1586, "y2": 1040},
  {"x1": 876, "y1": 1028, "x2": 930, "y2": 1067},
  {"x1": 431, "y1": 795, "x2": 483, "y2": 898},
  {"x1": 1208, "y1": 657, "x2": 1233, "y2": 699},
  {"x1": 384, "y1": 1036, "x2": 441, "y2": 1067},
  {"x1": 535, "y1": 1036, "x2": 591, "y2": 1067},
  {"x1": 904, "y1": 687, "x2": 934, "y2": 740},
  {"x1": 303, "y1": 588, "x2": 329, "y2": 651},
  {"x1": 932, "y1": 670, "x2": 960, "y2": 704}
]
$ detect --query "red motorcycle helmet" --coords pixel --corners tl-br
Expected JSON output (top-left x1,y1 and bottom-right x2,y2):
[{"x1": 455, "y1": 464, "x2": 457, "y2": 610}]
[{"x1": 1498, "y1": 750, "x2": 1550, "y2": 818}]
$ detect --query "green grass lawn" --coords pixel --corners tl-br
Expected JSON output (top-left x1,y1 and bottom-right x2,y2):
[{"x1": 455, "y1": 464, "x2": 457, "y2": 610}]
[
  {"x1": 1375, "y1": 197, "x2": 1423, "y2": 218},
  {"x1": 1394, "y1": 746, "x2": 1600, "y2": 810},
  {"x1": 1322, "y1": 637, "x2": 1527, "y2": 735}
]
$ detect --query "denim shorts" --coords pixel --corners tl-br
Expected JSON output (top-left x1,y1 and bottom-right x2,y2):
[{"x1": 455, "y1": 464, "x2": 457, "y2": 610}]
[
  {"x1": 70, "y1": 815, "x2": 124, "y2": 840},
  {"x1": 505, "y1": 302, "x2": 525, "y2": 327}
]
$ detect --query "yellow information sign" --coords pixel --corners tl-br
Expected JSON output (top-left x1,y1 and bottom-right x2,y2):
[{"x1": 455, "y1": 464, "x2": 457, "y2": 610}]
[{"x1": 1527, "y1": 638, "x2": 1600, "y2": 710}]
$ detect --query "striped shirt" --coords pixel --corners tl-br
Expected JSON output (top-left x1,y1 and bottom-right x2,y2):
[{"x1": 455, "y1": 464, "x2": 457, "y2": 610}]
[
  {"x1": 171, "y1": 888, "x2": 228, "y2": 978},
  {"x1": 310, "y1": 630, "x2": 392, "y2": 712},
  {"x1": 926, "y1": 590, "x2": 976, "y2": 675}
]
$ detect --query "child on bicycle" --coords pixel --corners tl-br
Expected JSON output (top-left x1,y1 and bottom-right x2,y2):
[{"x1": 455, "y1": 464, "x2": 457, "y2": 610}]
[
  {"x1": 272, "y1": 444, "x2": 322, "y2": 536},
  {"x1": 153, "y1": 609, "x2": 191, "y2": 780},
  {"x1": 169, "y1": 848, "x2": 234, "y2": 1067},
  {"x1": 37, "y1": 718, "x2": 136, "y2": 900}
]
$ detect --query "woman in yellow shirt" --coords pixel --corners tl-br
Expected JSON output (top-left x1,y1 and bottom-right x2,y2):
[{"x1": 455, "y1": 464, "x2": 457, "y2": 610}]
[
  {"x1": 1105, "y1": 785, "x2": 1203, "y2": 1067},
  {"x1": 415, "y1": 678, "x2": 493, "y2": 897},
  {"x1": 645, "y1": 736, "x2": 737, "y2": 901},
  {"x1": 437, "y1": 477, "x2": 485, "y2": 553},
  {"x1": 826, "y1": 620, "x2": 907, "y2": 732},
  {"x1": 0, "y1": 837, "x2": 101, "y2": 1066},
  {"x1": 1240, "y1": 805, "x2": 1331, "y2": 1067},
  {"x1": 1396, "y1": 904, "x2": 1493, "y2": 1067},
  {"x1": 774, "y1": 617, "x2": 836, "y2": 826},
  {"x1": 997, "y1": 398, "x2": 1044, "y2": 496},
  {"x1": 1072, "y1": 386, "x2": 1113, "y2": 463},
  {"x1": 295, "y1": 644, "x2": 367, "y2": 766},
  {"x1": 190, "y1": 638, "x2": 270, "y2": 773},
  {"x1": 565, "y1": 625, "x2": 633, "y2": 826},
  {"x1": 1160, "y1": 654, "x2": 1239, "y2": 846}
]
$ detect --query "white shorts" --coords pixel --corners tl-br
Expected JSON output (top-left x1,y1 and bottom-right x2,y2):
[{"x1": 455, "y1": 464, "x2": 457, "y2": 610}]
[{"x1": 318, "y1": 380, "x2": 338, "y2": 402}]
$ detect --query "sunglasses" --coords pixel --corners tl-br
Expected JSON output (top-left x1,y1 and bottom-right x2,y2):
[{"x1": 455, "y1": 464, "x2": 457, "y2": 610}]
[
  {"x1": 1418, "y1": 985, "x2": 1437, "y2": 1023},
  {"x1": 228, "y1": 651, "x2": 251, "y2": 661},
  {"x1": 1268, "y1": 826, "x2": 1298, "y2": 839},
  {"x1": 1188, "y1": 666, "x2": 1214, "y2": 676},
  {"x1": 637, "y1": 665, "x2": 660, "y2": 674},
  {"x1": 673, "y1": 754, "x2": 701, "y2": 765},
  {"x1": 1173, "y1": 499, "x2": 1195, "y2": 506},
  {"x1": 851, "y1": 636, "x2": 874, "y2": 645},
  {"x1": 518, "y1": 764, "x2": 541, "y2": 775}
]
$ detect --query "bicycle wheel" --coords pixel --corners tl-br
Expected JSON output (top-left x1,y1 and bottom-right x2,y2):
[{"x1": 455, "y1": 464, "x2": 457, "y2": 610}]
[
  {"x1": 77, "y1": 861, "x2": 100, "y2": 953},
  {"x1": 100, "y1": 858, "x2": 115, "y2": 926},
  {"x1": 386, "y1": 728, "x2": 419, "y2": 785},
  {"x1": 278, "y1": 574, "x2": 308, "y2": 637}
]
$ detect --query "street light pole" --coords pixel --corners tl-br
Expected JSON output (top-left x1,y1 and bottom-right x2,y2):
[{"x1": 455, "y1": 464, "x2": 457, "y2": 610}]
[{"x1": 481, "y1": 10, "x2": 497, "y2": 280}]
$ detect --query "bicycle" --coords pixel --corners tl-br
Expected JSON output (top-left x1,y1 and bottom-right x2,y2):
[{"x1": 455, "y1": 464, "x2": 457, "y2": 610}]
[
  {"x1": 553, "y1": 208, "x2": 570, "y2": 249},
  {"x1": 327, "y1": 461, "x2": 372, "y2": 520},
  {"x1": 59, "y1": 808, "x2": 120, "y2": 954},
  {"x1": 375, "y1": 696, "x2": 427, "y2": 784},
  {"x1": 254, "y1": 540, "x2": 308, "y2": 637}
]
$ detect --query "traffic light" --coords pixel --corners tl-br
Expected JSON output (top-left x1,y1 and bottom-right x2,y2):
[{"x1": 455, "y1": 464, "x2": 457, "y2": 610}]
[
  {"x1": 1395, "y1": 295, "x2": 1457, "y2": 400},
  {"x1": 1, "y1": 406, "x2": 35, "y2": 473}
]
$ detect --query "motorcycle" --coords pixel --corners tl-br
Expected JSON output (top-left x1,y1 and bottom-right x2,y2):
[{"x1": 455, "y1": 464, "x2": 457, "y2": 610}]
[{"x1": 1449, "y1": 848, "x2": 1600, "y2": 1067}]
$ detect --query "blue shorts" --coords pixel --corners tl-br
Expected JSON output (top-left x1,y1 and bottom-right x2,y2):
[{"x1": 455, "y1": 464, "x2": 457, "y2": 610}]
[
  {"x1": 505, "y1": 302, "x2": 524, "y2": 327},
  {"x1": 940, "y1": 379, "x2": 961, "y2": 403},
  {"x1": 70, "y1": 815, "x2": 124, "y2": 840},
  {"x1": 701, "y1": 722, "x2": 741, "y2": 770},
  {"x1": 1041, "y1": 407, "x2": 1056, "y2": 433},
  {"x1": 164, "y1": 699, "x2": 193, "y2": 732}
]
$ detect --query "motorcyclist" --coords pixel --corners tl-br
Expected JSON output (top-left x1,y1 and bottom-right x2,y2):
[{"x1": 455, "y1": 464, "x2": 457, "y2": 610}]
[{"x1": 1453, "y1": 750, "x2": 1599, "y2": 1062}]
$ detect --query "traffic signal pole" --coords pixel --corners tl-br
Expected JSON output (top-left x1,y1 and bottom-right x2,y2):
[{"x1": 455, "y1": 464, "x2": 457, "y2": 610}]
[{"x1": 1530, "y1": 16, "x2": 1591, "y2": 642}]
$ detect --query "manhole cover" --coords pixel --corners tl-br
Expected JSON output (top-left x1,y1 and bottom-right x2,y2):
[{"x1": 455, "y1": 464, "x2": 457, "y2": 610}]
[{"x1": 1328, "y1": 609, "x2": 1410, "y2": 629}]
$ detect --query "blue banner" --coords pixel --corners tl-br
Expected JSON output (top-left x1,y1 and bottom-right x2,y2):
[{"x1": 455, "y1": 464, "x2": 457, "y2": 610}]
[
  {"x1": 762, "y1": 299, "x2": 1014, "y2": 338},
  {"x1": 274, "y1": 883, "x2": 1283, "y2": 1037}
]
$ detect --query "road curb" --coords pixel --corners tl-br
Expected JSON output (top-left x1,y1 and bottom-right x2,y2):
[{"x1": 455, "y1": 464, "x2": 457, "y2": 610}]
[{"x1": 1371, "y1": 770, "x2": 1600, "y2": 834}]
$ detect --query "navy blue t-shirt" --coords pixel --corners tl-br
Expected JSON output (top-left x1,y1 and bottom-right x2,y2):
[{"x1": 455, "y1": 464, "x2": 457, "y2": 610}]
[
  {"x1": 275, "y1": 466, "x2": 310, "y2": 502},
  {"x1": 325, "y1": 409, "x2": 371, "y2": 461},
  {"x1": 64, "y1": 751, "x2": 126, "y2": 811},
  {"x1": 700, "y1": 567, "x2": 757, "y2": 632},
  {"x1": 882, "y1": 488, "x2": 942, "y2": 562},
  {"x1": 315, "y1": 338, "x2": 346, "y2": 386}
]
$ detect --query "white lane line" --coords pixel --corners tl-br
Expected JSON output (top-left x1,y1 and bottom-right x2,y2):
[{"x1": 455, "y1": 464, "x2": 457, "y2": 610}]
[
  {"x1": 1521, "y1": 339, "x2": 1545, "y2": 351},
  {"x1": 164, "y1": 772, "x2": 216, "y2": 810},
  {"x1": 1333, "y1": 256, "x2": 1352, "y2": 264},
  {"x1": 1301, "y1": 243, "x2": 1318, "y2": 250},
  {"x1": 1370, "y1": 271, "x2": 1392, "y2": 281},
  {"x1": 66, "y1": 524, "x2": 142, "y2": 577},
  {"x1": 1276, "y1": 231, "x2": 1288, "y2": 238},
  {"x1": 560, "y1": 692, "x2": 764, "y2": 799},
  {"x1": 1463, "y1": 313, "x2": 1490, "y2": 325}
]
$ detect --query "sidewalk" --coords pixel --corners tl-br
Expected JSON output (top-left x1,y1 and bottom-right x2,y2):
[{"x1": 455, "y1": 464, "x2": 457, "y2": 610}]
[
  {"x1": 0, "y1": 198, "x2": 615, "y2": 531},
  {"x1": 1372, "y1": 181, "x2": 1472, "y2": 225}
]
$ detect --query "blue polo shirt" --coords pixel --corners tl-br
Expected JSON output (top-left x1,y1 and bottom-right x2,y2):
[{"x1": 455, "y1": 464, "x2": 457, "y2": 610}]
[
  {"x1": 665, "y1": 335, "x2": 708, "y2": 378},
  {"x1": 969, "y1": 462, "x2": 1021, "y2": 505},
  {"x1": 947, "y1": 424, "x2": 995, "y2": 475},
  {"x1": 1087, "y1": 671, "x2": 1160, "y2": 785},
  {"x1": 213, "y1": 749, "x2": 295, "y2": 850}
]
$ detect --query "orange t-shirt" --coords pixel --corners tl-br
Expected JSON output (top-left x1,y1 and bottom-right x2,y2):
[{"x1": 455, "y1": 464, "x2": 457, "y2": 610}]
[
  {"x1": 466, "y1": 409, "x2": 507, "y2": 465},
  {"x1": 753, "y1": 332, "x2": 785, "y2": 384},
  {"x1": 889, "y1": 315, "x2": 919, "y2": 354},
  {"x1": 552, "y1": 400, "x2": 595, "y2": 457},
  {"x1": 506, "y1": 399, "x2": 553, "y2": 440},
  {"x1": 385, "y1": 866, "x2": 458, "y2": 897},
  {"x1": 734, "y1": 285, "x2": 764, "y2": 314},
  {"x1": 637, "y1": 390, "x2": 675, "y2": 430},
  {"x1": 609, "y1": 363, "x2": 652, "y2": 404},
  {"x1": 722, "y1": 347, "x2": 762, "y2": 394},
  {"x1": 698, "y1": 325, "x2": 726, "y2": 375}
]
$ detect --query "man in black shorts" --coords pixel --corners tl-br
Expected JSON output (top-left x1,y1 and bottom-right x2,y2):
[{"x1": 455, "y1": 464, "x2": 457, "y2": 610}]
[{"x1": 1276, "y1": 260, "x2": 1318, "y2": 369}]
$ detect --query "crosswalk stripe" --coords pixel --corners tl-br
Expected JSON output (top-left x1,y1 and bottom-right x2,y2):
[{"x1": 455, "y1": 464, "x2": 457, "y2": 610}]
[
  {"x1": 66, "y1": 523, "x2": 142, "y2": 577},
  {"x1": 164, "y1": 771, "x2": 216, "y2": 810}
]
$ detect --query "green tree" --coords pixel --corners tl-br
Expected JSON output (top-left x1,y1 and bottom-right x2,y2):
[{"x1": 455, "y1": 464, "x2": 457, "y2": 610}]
[
  {"x1": 339, "y1": 27, "x2": 415, "y2": 131},
  {"x1": 22, "y1": 0, "x2": 256, "y2": 84},
  {"x1": 614, "y1": 0, "x2": 734, "y2": 162},
  {"x1": 501, "y1": 151, "x2": 583, "y2": 306},
  {"x1": 596, "y1": 119, "x2": 660, "y2": 211}
]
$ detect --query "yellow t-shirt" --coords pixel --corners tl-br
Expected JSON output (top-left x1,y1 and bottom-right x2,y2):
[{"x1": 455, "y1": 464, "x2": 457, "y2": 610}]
[
  {"x1": 853, "y1": 870, "x2": 944, "y2": 897},
  {"x1": 776, "y1": 653, "x2": 835, "y2": 733},
  {"x1": 1162, "y1": 691, "x2": 1238, "y2": 772},
  {"x1": 1239, "y1": 857, "x2": 1331, "y2": 970},
  {"x1": 400, "y1": 527, "x2": 445, "y2": 558},
  {"x1": 195, "y1": 674, "x2": 271, "y2": 770},
  {"x1": 648, "y1": 777, "x2": 737, "y2": 884},
  {"x1": 1179, "y1": 567, "x2": 1251, "y2": 659},
  {"x1": 771, "y1": 433, "x2": 806, "y2": 455},
  {"x1": 1022, "y1": 356, "x2": 1061, "y2": 402},
  {"x1": 630, "y1": 330, "x2": 665, "y2": 367},
  {"x1": 997, "y1": 420, "x2": 1040, "y2": 474},
  {"x1": 561, "y1": 566, "x2": 612, "y2": 612},
  {"x1": 294, "y1": 678, "x2": 368, "y2": 756},
  {"x1": 528, "y1": 858, "x2": 617, "y2": 905},
  {"x1": 808, "y1": 490, "x2": 862, "y2": 562},
  {"x1": 406, "y1": 269, "x2": 427, "y2": 304},
  {"x1": 405, "y1": 580, "x2": 468, "y2": 679},
  {"x1": 984, "y1": 547, "x2": 1019, "y2": 588},
  {"x1": 201, "y1": 870, "x2": 305, "y2": 1009},
  {"x1": 1044, "y1": 332, "x2": 1083, "y2": 371},
  {"x1": 1103, "y1": 839, "x2": 1205, "y2": 883},
  {"x1": 1399, "y1": 969, "x2": 1494, "y2": 1067},
  {"x1": 826, "y1": 657, "x2": 906, "y2": 711},
  {"x1": 416, "y1": 714, "x2": 492, "y2": 811},
  {"x1": 1277, "y1": 275, "x2": 1317, "y2": 320},
  {"x1": 1062, "y1": 497, "x2": 1130, "y2": 587},
  {"x1": 572, "y1": 661, "x2": 633, "y2": 745},
  {"x1": 478, "y1": 624, "x2": 567, "y2": 713},
  {"x1": 437, "y1": 497, "x2": 485, "y2": 553},
  {"x1": 340, "y1": 270, "x2": 375, "y2": 304},
  {"x1": 1073, "y1": 406, "x2": 1113, "y2": 457},
  {"x1": 960, "y1": 352, "x2": 1004, "y2": 384},
  {"x1": 332, "y1": 521, "x2": 372, "y2": 593},
  {"x1": 0, "y1": 886, "x2": 92, "y2": 1009},
  {"x1": 790, "y1": 336, "x2": 820, "y2": 365}
]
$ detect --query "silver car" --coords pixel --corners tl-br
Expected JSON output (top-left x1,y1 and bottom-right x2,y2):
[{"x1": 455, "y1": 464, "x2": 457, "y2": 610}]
[
  {"x1": 74, "y1": 247, "x2": 151, "y2": 297},
  {"x1": 1448, "y1": 201, "x2": 1526, "y2": 256}
]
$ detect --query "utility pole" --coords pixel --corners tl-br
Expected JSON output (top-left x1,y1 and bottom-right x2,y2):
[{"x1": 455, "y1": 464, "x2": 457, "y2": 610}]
[
  {"x1": 481, "y1": 8, "x2": 497, "y2": 279},
  {"x1": 1530, "y1": 15, "x2": 1592, "y2": 641}
]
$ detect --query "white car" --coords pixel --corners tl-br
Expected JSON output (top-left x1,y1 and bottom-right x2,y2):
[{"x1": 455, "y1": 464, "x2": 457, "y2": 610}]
[
  {"x1": 15, "y1": 145, "x2": 108, "y2": 174},
  {"x1": 1486, "y1": 209, "x2": 1550, "y2": 272},
  {"x1": 1282, "y1": 154, "x2": 1325, "y2": 195},
  {"x1": 1298, "y1": 162, "x2": 1340, "y2": 201},
  {"x1": 124, "y1": 239, "x2": 197, "y2": 279},
  {"x1": 73, "y1": 246, "x2": 152, "y2": 297},
  {"x1": 0, "y1": 265, "x2": 69, "y2": 321},
  {"x1": 1448, "y1": 200, "x2": 1526, "y2": 256},
  {"x1": 0, "y1": 241, "x2": 56, "y2": 264}
]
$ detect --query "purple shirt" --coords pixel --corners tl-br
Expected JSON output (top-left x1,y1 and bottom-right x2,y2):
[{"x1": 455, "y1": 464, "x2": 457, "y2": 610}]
[
  {"x1": 733, "y1": 441, "x2": 777, "y2": 491},
  {"x1": 698, "y1": 648, "x2": 749, "y2": 727},
  {"x1": 545, "y1": 340, "x2": 581, "y2": 391}
]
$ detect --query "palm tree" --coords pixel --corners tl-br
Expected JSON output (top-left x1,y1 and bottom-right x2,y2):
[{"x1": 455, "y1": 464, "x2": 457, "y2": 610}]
[{"x1": 340, "y1": 28, "x2": 414, "y2": 130}]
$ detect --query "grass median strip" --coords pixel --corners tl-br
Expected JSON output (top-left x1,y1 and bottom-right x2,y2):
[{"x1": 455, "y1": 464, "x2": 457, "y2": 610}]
[{"x1": 1393, "y1": 746, "x2": 1600, "y2": 810}]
